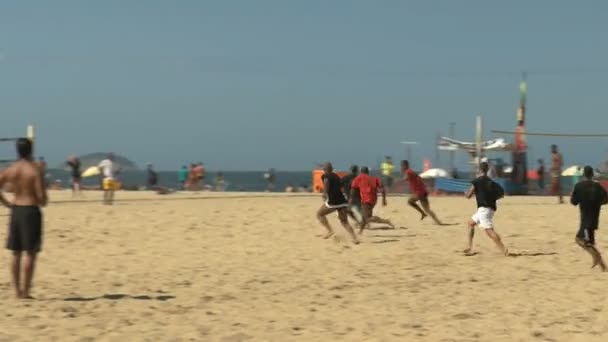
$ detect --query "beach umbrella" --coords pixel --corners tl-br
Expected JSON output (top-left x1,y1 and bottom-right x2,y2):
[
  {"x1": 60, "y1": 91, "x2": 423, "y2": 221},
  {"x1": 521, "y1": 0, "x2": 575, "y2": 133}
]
[
  {"x1": 420, "y1": 168, "x2": 449, "y2": 179},
  {"x1": 561, "y1": 165, "x2": 582, "y2": 177}
]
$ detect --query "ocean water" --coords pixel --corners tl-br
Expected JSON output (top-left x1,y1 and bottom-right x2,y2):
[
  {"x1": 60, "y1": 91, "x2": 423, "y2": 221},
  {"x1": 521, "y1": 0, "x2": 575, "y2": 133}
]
[{"x1": 45, "y1": 169, "x2": 316, "y2": 192}]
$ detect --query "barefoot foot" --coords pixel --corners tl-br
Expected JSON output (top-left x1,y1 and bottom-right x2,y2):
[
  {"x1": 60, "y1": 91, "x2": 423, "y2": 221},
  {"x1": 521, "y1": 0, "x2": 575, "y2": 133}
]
[{"x1": 322, "y1": 232, "x2": 335, "y2": 239}]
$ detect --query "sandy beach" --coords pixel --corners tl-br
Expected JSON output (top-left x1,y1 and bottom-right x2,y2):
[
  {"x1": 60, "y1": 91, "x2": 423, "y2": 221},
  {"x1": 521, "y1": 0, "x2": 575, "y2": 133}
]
[{"x1": 0, "y1": 191, "x2": 607, "y2": 341}]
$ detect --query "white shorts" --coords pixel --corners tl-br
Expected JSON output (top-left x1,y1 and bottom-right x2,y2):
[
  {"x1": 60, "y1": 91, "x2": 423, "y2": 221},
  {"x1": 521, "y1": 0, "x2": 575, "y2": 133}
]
[
  {"x1": 324, "y1": 201, "x2": 349, "y2": 209},
  {"x1": 471, "y1": 207, "x2": 495, "y2": 229}
]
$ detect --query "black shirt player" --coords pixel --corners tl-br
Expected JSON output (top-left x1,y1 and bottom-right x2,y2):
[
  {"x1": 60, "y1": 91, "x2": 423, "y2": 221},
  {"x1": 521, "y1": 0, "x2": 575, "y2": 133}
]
[
  {"x1": 571, "y1": 166, "x2": 608, "y2": 271},
  {"x1": 316, "y1": 162, "x2": 359, "y2": 244},
  {"x1": 465, "y1": 162, "x2": 508, "y2": 256},
  {"x1": 341, "y1": 165, "x2": 362, "y2": 223}
]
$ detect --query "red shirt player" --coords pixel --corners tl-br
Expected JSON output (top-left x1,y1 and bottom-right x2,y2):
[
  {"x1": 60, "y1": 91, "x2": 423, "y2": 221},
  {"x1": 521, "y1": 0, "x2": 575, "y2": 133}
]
[
  {"x1": 350, "y1": 167, "x2": 394, "y2": 233},
  {"x1": 401, "y1": 160, "x2": 442, "y2": 225}
]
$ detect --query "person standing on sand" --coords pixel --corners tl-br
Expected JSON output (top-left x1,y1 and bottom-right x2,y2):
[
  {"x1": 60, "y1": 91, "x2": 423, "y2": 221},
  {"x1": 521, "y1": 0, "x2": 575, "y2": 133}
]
[
  {"x1": 401, "y1": 160, "x2": 442, "y2": 225},
  {"x1": 464, "y1": 162, "x2": 508, "y2": 256},
  {"x1": 178, "y1": 165, "x2": 188, "y2": 189},
  {"x1": 98, "y1": 153, "x2": 119, "y2": 205},
  {"x1": 550, "y1": 144, "x2": 564, "y2": 203},
  {"x1": 0, "y1": 138, "x2": 48, "y2": 299},
  {"x1": 66, "y1": 155, "x2": 82, "y2": 197},
  {"x1": 316, "y1": 162, "x2": 359, "y2": 244},
  {"x1": 350, "y1": 166, "x2": 394, "y2": 234},
  {"x1": 537, "y1": 159, "x2": 545, "y2": 193},
  {"x1": 381, "y1": 156, "x2": 395, "y2": 191},
  {"x1": 570, "y1": 166, "x2": 608, "y2": 271},
  {"x1": 264, "y1": 168, "x2": 276, "y2": 192},
  {"x1": 194, "y1": 163, "x2": 205, "y2": 187},
  {"x1": 146, "y1": 163, "x2": 158, "y2": 190}
]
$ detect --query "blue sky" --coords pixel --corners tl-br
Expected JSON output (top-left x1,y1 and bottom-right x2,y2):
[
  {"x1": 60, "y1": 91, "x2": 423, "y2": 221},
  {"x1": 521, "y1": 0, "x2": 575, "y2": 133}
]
[{"x1": 1, "y1": 0, "x2": 607, "y2": 171}]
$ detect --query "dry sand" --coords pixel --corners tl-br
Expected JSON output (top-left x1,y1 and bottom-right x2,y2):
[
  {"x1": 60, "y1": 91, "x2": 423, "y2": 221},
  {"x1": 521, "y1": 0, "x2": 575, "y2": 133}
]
[{"x1": 0, "y1": 191, "x2": 607, "y2": 341}]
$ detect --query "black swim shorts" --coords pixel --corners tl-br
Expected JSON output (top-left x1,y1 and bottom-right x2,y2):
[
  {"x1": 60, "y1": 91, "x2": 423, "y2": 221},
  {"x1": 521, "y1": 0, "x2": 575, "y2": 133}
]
[{"x1": 7, "y1": 206, "x2": 43, "y2": 252}]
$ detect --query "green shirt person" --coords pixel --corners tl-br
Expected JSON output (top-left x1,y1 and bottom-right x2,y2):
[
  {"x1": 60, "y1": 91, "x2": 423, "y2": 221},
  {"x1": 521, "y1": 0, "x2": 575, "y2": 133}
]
[{"x1": 380, "y1": 156, "x2": 395, "y2": 189}]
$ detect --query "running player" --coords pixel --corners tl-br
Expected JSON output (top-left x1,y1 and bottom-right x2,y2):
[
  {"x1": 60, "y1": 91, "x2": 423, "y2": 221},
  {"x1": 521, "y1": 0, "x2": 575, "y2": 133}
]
[
  {"x1": 350, "y1": 166, "x2": 394, "y2": 234},
  {"x1": 465, "y1": 162, "x2": 509, "y2": 256},
  {"x1": 401, "y1": 160, "x2": 442, "y2": 225},
  {"x1": 341, "y1": 165, "x2": 362, "y2": 223},
  {"x1": 316, "y1": 162, "x2": 359, "y2": 244},
  {"x1": 570, "y1": 166, "x2": 608, "y2": 271}
]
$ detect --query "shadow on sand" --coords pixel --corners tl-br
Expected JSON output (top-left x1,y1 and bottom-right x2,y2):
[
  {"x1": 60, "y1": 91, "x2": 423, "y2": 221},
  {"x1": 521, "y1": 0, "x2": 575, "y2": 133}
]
[
  {"x1": 365, "y1": 226, "x2": 408, "y2": 231},
  {"x1": 437, "y1": 223, "x2": 460, "y2": 227},
  {"x1": 507, "y1": 251, "x2": 558, "y2": 257},
  {"x1": 371, "y1": 239, "x2": 400, "y2": 244},
  {"x1": 64, "y1": 294, "x2": 175, "y2": 302}
]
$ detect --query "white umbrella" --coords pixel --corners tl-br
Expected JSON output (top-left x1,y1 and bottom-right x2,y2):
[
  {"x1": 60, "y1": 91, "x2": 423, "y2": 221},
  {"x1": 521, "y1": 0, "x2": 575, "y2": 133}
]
[
  {"x1": 420, "y1": 168, "x2": 449, "y2": 179},
  {"x1": 562, "y1": 165, "x2": 582, "y2": 177}
]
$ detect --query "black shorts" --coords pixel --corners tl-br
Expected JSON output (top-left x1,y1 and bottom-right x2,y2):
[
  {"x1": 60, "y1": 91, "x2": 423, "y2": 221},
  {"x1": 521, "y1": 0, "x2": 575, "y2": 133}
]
[
  {"x1": 7, "y1": 206, "x2": 43, "y2": 252},
  {"x1": 411, "y1": 192, "x2": 429, "y2": 203},
  {"x1": 576, "y1": 227, "x2": 596, "y2": 245}
]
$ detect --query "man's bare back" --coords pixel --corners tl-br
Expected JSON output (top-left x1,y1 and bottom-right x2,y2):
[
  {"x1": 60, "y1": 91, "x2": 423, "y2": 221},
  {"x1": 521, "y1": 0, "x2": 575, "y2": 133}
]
[{"x1": 0, "y1": 160, "x2": 47, "y2": 207}]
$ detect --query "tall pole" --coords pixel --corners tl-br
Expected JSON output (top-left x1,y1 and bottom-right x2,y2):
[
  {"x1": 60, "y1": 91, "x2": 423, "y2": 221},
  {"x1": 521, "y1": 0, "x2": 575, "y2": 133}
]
[
  {"x1": 513, "y1": 72, "x2": 528, "y2": 188},
  {"x1": 475, "y1": 116, "x2": 483, "y2": 174},
  {"x1": 449, "y1": 122, "x2": 455, "y2": 171},
  {"x1": 27, "y1": 125, "x2": 35, "y2": 158},
  {"x1": 434, "y1": 131, "x2": 440, "y2": 166}
]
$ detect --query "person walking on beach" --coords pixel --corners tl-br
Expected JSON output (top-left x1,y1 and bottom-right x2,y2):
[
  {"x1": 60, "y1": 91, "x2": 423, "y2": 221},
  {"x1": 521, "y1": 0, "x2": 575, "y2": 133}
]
[
  {"x1": 66, "y1": 155, "x2": 82, "y2": 197},
  {"x1": 464, "y1": 162, "x2": 508, "y2": 256},
  {"x1": 350, "y1": 166, "x2": 394, "y2": 234},
  {"x1": 401, "y1": 160, "x2": 442, "y2": 225},
  {"x1": 99, "y1": 153, "x2": 118, "y2": 205},
  {"x1": 550, "y1": 144, "x2": 564, "y2": 203},
  {"x1": 316, "y1": 162, "x2": 359, "y2": 244},
  {"x1": 570, "y1": 166, "x2": 608, "y2": 271},
  {"x1": 0, "y1": 138, "x2": 48, "y2": 299}
]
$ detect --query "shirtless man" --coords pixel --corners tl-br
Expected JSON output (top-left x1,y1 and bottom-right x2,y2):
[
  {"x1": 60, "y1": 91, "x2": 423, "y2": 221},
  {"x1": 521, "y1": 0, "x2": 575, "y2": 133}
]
[
  {"x1": 401, "y1": 160, "x2": 442, "y2": 225},
  {"x1": 316, "y1": 162, "x2": 359, "y2": 244},
  {"x1": 465, "y1": 162, "x2": 508, "y2": 256},
  {"x1": 0, "y1": 138, "x2": 47, "y2": 299},
  {"x1": 570, "y1": 166, "x2": 608, "y2": 271},
  {"x1": 550, "y1": 144, "x2": 564, "y2": 204},
  {"x1": 350, "y1": 166, "x2": 394, "y2": 234}
]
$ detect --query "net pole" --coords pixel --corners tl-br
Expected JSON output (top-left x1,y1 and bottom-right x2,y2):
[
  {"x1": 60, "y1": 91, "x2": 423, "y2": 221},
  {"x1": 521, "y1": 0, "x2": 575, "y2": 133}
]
[{"x1": 27, "y1": 125, "x2": 35, "y2": 158}]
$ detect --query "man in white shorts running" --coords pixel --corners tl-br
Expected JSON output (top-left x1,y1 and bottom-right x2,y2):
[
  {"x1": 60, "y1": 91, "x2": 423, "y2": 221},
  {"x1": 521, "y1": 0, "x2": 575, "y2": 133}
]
[
  {"x1": 316, "y1": 162, "x2": 359, "y2": 244},
  {"x1": 464, "y1": 162, "x2": 508, "y2": 256}
]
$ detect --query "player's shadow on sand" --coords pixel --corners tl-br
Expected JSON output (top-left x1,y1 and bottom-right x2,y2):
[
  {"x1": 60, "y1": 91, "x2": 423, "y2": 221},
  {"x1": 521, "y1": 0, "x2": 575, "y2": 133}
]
[
  {"x1": 64, "y1": 294, "x2": 175, "y2": 302},
  {"x1": 437, "y1": 223, "x2": 460, "y2": 227},
  {"x1": 365, "y1": 226, "x2": 408, "y2": 231},
  {"x1": 507, "y1": 251, "x2": 558, "y2": 257},
  {"x1": 372, "y1": 239, "x2": 400, "y2": 244},
  {"x1": 461, "y1": 251, "x2": 557, "y2": 257}
]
